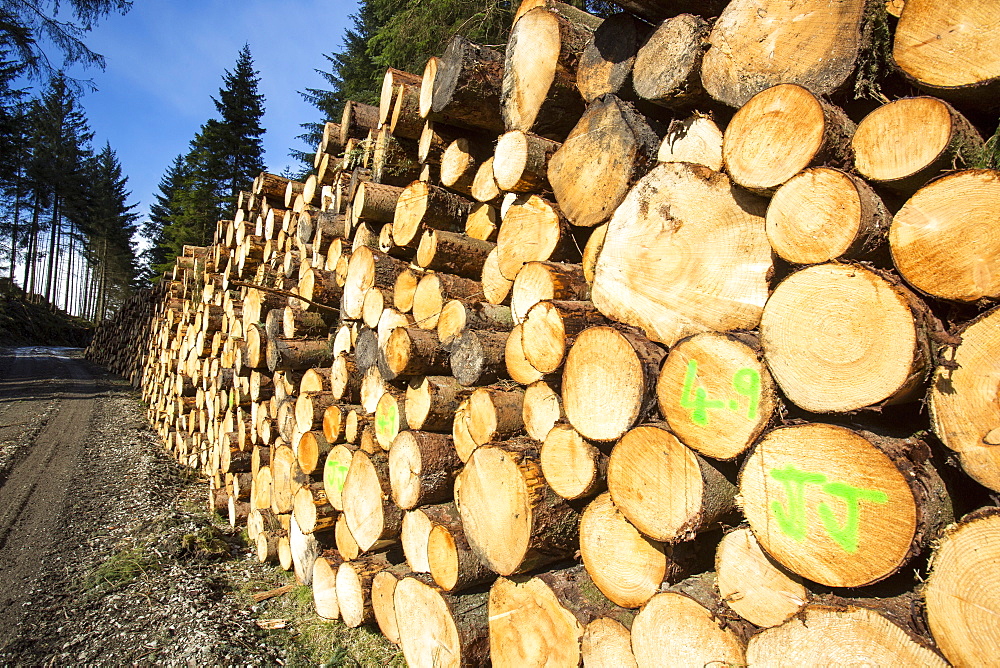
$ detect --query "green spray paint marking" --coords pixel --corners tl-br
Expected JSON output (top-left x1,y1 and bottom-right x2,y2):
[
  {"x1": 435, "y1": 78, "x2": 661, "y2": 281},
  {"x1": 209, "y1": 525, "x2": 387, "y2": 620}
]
[
  {"x1": 325, "y1": 459, "x2": 350, "y2": 493},
  {"x1": 375, "y1": 402, "x2": 397, "y2": 440},
  {"x1": 768, "y1": 464, "x2": 889, "y2": 553},
  {"x1": 680, "y1": 360, "x2": 762, "y2": 426}
]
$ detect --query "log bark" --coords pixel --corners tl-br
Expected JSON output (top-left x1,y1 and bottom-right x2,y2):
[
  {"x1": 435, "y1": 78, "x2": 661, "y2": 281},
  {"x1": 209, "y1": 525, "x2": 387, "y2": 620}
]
[
  {"x1": 416, "y1": 229, "x2": 495, "y2": 279},
  {"x1": 633, "y1": 14, "x2": 710, "y2": 110},
  {"x1": 591, "y1": 162, "x2": 770, "y2": 347},
  {"x1": 340, "y1": 100, "x2": 380, "y2": 147},
  {"x1": 548, "y1": 95, "x2": 659, "y2": 228},
  {"x1": 412, "y1": 272, "x2": 484, "y2": 331},
  {"x1": 449, "y1": 329, "x2": 508, "y2": 387},
  {"x1": 576, "y1": 12, "x2": 641, "y2": 104},
  {"x1": 436, "y1": 300, "x2": 513, "y2": 352},
  {"x1": 739, "y1": 423, "x2": 953, "y2": 587},
  {"x1": 760, "y1": 263, "x2": 933, "y2": 412},
  {"x1": 379, "y1": 67, "x2": 422, "y2": 128},
  {"x1": 510, "y1": 261, "x2": 588, "y2": 324},
  {"x1": 392, "y1": 181, "x2": 472, "y2": 248},
  {"x1": 337, "y1": 553, "x2": 395, "y2": 627},
  {"x1": 423, "y1": 35, "x2": 505, "y2": 134}
]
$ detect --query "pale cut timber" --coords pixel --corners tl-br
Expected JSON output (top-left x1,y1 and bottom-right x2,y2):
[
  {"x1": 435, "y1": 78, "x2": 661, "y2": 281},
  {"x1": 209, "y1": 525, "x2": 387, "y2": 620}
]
[
  {"x1": 581, "y1": 222, "x2": 606, "y2": 285},
  {"x1": 766, "y1": 167, "x2": 890, "y2": 265},
  {"x1": 337, "y1": 554, "x2": 392, "y2": 627},
  {"x1": 576, "y1": 12, "x2": 641, "y2": 103},
  {"x1": 760, "y1": 263, "x2": 932, "y2": 413},
  {"x1": 488, "y1": 566, "x2": 630, "y2": 668},
  {"x1": 548, "y1": 95, "x2": 659, "y2": 228},
  {"x1": 540, "y1": 421, "x2": 605, "y2": 500},
  {"x1": 465, "y1": 203, "x2": 498, "y2": 241},
  {"x1": 561, "y1": 326, "x2": 665, "y2": 442},
  {"x1": 493, "y1": 131, "x2": 560, "y2": 193},
  {"x1": 581, "y1": 618, "x2": 636, "y2": 668},
  {"x1": 592, "y1": 162, "x2": 770, "y2": 347},
  {"x1": 893, "y1": 0, "x2": 1000, "y2": 108},
  {"x1": 312, "y1": 555, "x2": 342, "y2": 619},
  {"x1": 388, "y1": 430, "x2": 462, "y2": 510},
  {"x1": 608, "y1": 424, "x2": 735, "y2": 542},
  {"x1": 510, "y1": 261, "x2": 588, "y2": 325},
  {"x1": 341, "y1": 247, "x2": 409, "y2": 320},
  {"x1": 889, "y1": 170, "x2": 1000, "y2": 302},
  {"x1": 290, "y1": 514, "x2": 322, "y2": 586},
  {"x1": 382, "y1": 326, "x2": 451, "y2": 379},
  {"x1": 496, "y1": 194, "x2": 576, "y2": 280},
  {"x1": 481, "y1": 247, "x2": 513, "y2": 305},
  {"x1": 469, "y1": 157, "x2": 500, "y2": 203},
  {"x1": 522, "y1": 300, "x2": 606, "y2": 374},
  {"x1": 404, "y1": 374, "x2": 473, "y2": 432},
  {"x1": 633, "y1": 14, "x2": 710, "y2": 109},
  {"x1": 631, "y1": 588, "x2": 746, "y2": 668},
  {"x1": 390, "y1": 81, "x2": 424, "y2": 140},
  {"x1": 335, "y1": 512, "x2": 361, "y2": 560},
  {"x1": 505, "y1": 323, "x2": 546, "y2": 385},
  {"x1": 929, "y1": 306, "x2": 1000, "y2": 491},
  {"x1": 739, "y1": 423, "x2": 953, "y2": 587},
  {"x1": 293, "y1": 483, "x2": 337, "y2": 535},
  {"x1": 395, "y1": 577, "x2": 490, "y2": 668},
  {"x1": 371, "y1": 563, "x2": 411, "y2": 644},
  {"x1": 455, "y1": 441, "x2": 579, "y2": 575},
  {"x1": 852, "y1": 97, "x2": 983, "y2": 194},
  {"x1": 401, "y1": 503, "x2": 459, "y2": 573},
  {"x1": 715, "y1": 527, "x2": 807, "y2": 628},
  {"x1": 392, "y1": 181, "x2": 471, "y2": 248},
  {"x1": 656, "y1": 332, "x2": 777, "y2": 460},
  {"x1": 373, "y1": 390, "x2": 407, "y2": 450},
  {"x1": 746, "y1": 604, "x2": 947, "y2": 666},
  {"x1": 580, "y1": 492, "x2": 666, "y2": 609},
  {"x1": 925, "y1": 508, "x2": 1000, "y2": 665},
  {"x1": 427, "y1": 35, "x2": 505, "y2": 134},
  {"x1": 427, "y1": 521, "x2": 494, "y2": 593},
  {"x1": 379, "y1": 67, "x2": 422, "y2": 128},
  {"x1": 436, "y1": 299, "x2": 513, "y2": 352},
  {"x1": 467, "y1": 386, "x2": 524, "y2": 446},
  {"x1": 416, "y1": 229, "x2": 495, "y2": 279},
  {"x1": 701, "y1": 0, "x2": 870, "y2": 108},
  {"x1": 513, "y1": 0, "x2": 604, "y2": 29},
  {"x1": 340, "y1": 101, "x2": 380, "y2": 147},
  {"x1": 522, "y1": 380, "x2": 562, "y2": 442},
  {"x1": 352, "y1": 181, "x2": 404, "y2": 229},
  {"x1": 657, "y1": 113, "x2": 723, "y2": 170},
  {"x1": 411, "y1": 272, "x2": 483, "y2": 331},
  {"x1": 502, "y1": 7, "x2": 594, "y2": 140},
  {"x1": 723, "y1": 84, "x2": 855, "y2": 194},
  {"x1": 439, "y1": 138, "x2": 485, "y2": 198},
  {"x1": 341, "y1": 450, "x2": 402, "y2": 552}
]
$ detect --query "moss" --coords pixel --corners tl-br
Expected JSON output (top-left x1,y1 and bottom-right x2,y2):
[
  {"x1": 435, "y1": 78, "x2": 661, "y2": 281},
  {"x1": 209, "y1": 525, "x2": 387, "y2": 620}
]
[{"x1": 854, "y1": 0, "x2": 892, "y2": 103}]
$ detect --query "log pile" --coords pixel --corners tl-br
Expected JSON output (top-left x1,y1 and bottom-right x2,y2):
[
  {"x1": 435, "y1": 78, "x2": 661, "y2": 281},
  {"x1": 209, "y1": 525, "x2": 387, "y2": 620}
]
[{"x1": 87, "y1": 0, "x2": 1000, "y2": 663}]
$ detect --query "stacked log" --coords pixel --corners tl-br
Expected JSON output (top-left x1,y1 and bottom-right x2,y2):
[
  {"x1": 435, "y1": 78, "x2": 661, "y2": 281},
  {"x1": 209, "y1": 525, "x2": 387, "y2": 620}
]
[{"x1": 85, "y1": 0, "x2": 1000, "y2": 663}]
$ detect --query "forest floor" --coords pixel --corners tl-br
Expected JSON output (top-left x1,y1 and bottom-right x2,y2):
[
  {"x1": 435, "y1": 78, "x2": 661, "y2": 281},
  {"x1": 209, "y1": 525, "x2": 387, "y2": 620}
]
[{"x1": 0, "y1": 347, "x2": 401, "y2": 666}]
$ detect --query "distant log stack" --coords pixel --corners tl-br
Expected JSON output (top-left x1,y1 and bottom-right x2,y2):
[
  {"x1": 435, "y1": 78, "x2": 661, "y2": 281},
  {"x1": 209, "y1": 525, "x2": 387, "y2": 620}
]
[{"x1": 86, "y1": 1, "x2": 1000, "y2": 662}]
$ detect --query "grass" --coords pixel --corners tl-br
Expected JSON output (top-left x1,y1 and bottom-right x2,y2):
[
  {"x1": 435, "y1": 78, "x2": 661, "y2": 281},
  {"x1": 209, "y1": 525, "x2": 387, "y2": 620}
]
[
  {"x1": 234, "y1": 568, "x2": 405, "y2": 668},
  {"x1": 83, "y1": 544, "x2": 158, "y2": 593}
]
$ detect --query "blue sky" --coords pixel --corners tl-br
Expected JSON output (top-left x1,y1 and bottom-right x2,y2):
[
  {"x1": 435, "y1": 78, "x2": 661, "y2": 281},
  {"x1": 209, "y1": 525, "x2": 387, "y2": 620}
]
[{"x1": 50, "y1": 0, "x2": 359, "y2": 237}]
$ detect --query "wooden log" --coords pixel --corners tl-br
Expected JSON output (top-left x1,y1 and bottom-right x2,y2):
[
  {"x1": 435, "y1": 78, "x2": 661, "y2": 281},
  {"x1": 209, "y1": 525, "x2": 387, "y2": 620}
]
[
  {"x1": 465, "y1": 202, "x2": 498, "y2": 242},
  {"x1": 540, "y1": 422, "x2": 606, "y2": 500},
  {"x1": 427, "y1": 521, "x2": 494, "y2": 593},
  {"x1": 633, "y1": 14, "x2": 710, "y2": 110},
  {"x1": 488, "y1": 565, "x2": 631, "y2": 667},
  {"x1": 580, "y1": 492, "x2": 671, "y2": 609},
  {"x1": 416, "y1": 229, "x2": 495, "y2": 279},
  {"x1": 548, "y1": 95, "x2": 660, "y2": 228},
  {"x1": 371, "y1": 563, "x2": 413, "y2": 644},
  {"x1": 392, "y1": 181, "x2": 472, "y2": 248},
  {"x1": 467, "y1": 385, "x2": 525, "y2": 446},
  {"x1": 395, "y1": 578, "x2": 490, "y2": 668},
  {"x1": 608, "y1": 423, "x2": 735, "y2": 542},
  {"x1": 337, "y1": 553, "x2": 393, "y2": 627},
  {"x1": 723, "y1": 83, "x2": 855, "y2": 194},
  {"x1": 591, "y1": 162, "x2": 770, "y2": 347},
  {"x1": 422, "y1": 35, "x2": 505, "y2": 134},
  {"x1": 893, "y1": 0, "x2": 1000, "y2": 109},
  {"x1": 266, "y1": 338, "x2": 334, "y2": 373},
  {"x1": 374, "y1": 389, "x2": 408, "y2": 450},
  {"x1": 351, "y1": 181, "x2": 404, "y2": 228},
  {"x1": 747, "y1": 603, "x2": 946, "y2": 665},
  {"x1": 379, "y1": 67, "x2": 422, "y2": 127},
  {"x1": 417, "y1": 120, "x2": 473, "y2": 165},
  {"x1": 562, "y1": 325, "x2": 665, "y2": 442},
  {"x1": 496, "y1": 194, "x2": 577, "y2": 280},
  {"x1": 401, "y1": 503, "x2": 460, "y2": 573},
  {"x1": 437, "y1": 300, "x2": 513, "y2": 352},
  {"x1": 853, "y1": 97, "x2": 983, "y2": 195},
  {"x1": 701, "y1": 0, "x2": 871, "y2": 108},
  {"x1": 760, "y1": 263, "x2": 933, "y2": 413},
  {"x1": 657, "y1": 112, "x2": 723, "y2": 170},
  {"x1": 331, "y1": 353, "x2": 362, "y2": 404},
  {"x1": 502, "y1": 7, "x2": 595, "y2": 140},
  {"x1": 924, "y1": 507, "x2": 1000, "y2": 665},
  {"x1": 297, "y1": 430, "x2": 333, "y2": 476},
  {"x1": 522, "y1": 300, "x2": 606, "y2": 374},
  {"x1": 372, "y1": 127, "x2": 421, "y2": 187},
  {"x1": 601, "y1": 0, "x2": 727, "y2": 22},
  {"x1": 336, "y1": 512, "x2": 361, "y2": 560},
  {"x1": 739, "y1": 423, "x2": 953, "y2": 587},
  {"x1": 340, "y1": 100, "x2": 380, "y2": 147},
  {"x1": 889, "y1": 169, "x2": 1000, "y2": 302},
  {"x1": 481, "y1": 247, "x2": 513, "y2": 305},
  {"x1": 405, "y1": 374, "x2": 472, "y2": 432},
  {"x1": 390, "y1": 82, "x2": 424, "y2": 140},
  {"x1": 455, "y1": 439, "x2": 579, "y2": 575},
  {"x1": 522, "y1": 380, "x2": 562, "y2": 442},
  {"x1": 656, "y1": 332, "x2": 778, "y2": 460},
  {"x1": 631, "y1": 575, "x2": 747, "y2": 667},
  {"x1": 293, "y1": 482, "x2": 337, "y2": 534},
  {"x1": 312, "y1": 553, "x2": 344, "y2": 619},
  {"x1": 412, "y1": 272, "x2": 483, "y2": 331},
  {"x1": 440, "y1": 138, "x2": 487, "y2": 198},
  {"x1": 342, "y1": 450, "x2": 403, "y2": 552},
  {"x1": 469, "y1": 157, "x2": 501, "y2": 204},
  {"x1": 576, "y1": 12, "x2": 642, "y2": 103},
  {"x1": 510, "y1": 260, "x2": 588, "y2": 324},
  {"x1": 715, "y1": 526, "x2": 807, "y2": 628},
  {"x1": 929, "y1": 306, "x2": 1000, "y2": 491},
  {"x1": 766, "y1": 167, "x2": 890, "y2": 265},
  {"x1": 342, "y1": 247, "x2": 409, "y2": 320},
  {"x1": 449, "y1": 329, "x2": 508, "y2": 387},
  {"x1": 581, "y1": 618, "x2": 637, "y2": 668},
  {"x1": 388, "y1": 430, "x2": 462, "y2": 510},
  {"x1": 493, "y1": 130, "x2": 560, "y2": 193}
]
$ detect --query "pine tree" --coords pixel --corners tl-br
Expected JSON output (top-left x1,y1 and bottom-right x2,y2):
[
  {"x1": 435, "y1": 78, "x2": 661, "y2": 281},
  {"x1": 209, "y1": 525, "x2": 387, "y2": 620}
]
[{"x1": 140, "y1": 154, "x2": 186, "y2": 279}]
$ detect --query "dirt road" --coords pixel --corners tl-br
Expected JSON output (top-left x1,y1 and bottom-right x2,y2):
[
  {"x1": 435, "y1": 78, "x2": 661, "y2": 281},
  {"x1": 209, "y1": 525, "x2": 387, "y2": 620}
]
[{"x1": 0, "y1": 347, "x2": 281, "y2": 664}]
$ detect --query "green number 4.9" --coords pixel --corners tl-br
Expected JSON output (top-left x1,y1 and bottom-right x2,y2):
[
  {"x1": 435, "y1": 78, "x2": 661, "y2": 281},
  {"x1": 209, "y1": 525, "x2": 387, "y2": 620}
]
[{"x1": 680, "y1": 359, "x2": 761, "y2": 426}]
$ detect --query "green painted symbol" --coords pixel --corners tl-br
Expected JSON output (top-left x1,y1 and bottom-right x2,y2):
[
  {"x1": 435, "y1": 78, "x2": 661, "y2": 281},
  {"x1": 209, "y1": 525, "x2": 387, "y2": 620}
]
[
  {"x1": 768, "y1": 465, "x2": 890, "y2": 553},
  {"x1": 325, "y1": 459, "x2": 350, "y2": 493},
  {"x1": 376, "y1": 402, "x2": 397, "y2": 438},
  {"x1": 679, "y1": 360, "x2": 762, "y2": 426}
]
